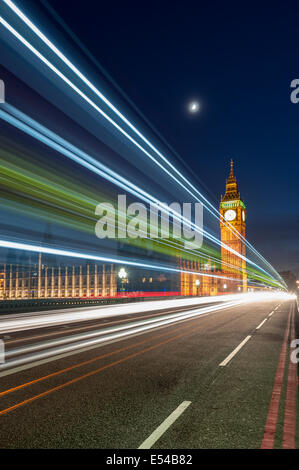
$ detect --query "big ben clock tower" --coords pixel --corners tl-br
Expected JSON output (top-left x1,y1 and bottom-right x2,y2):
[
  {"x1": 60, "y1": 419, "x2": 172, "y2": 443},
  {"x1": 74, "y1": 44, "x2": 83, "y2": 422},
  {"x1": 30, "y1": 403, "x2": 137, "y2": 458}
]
[{"x1": 220, "y1": 160, "x2": 247, "y2": 292}]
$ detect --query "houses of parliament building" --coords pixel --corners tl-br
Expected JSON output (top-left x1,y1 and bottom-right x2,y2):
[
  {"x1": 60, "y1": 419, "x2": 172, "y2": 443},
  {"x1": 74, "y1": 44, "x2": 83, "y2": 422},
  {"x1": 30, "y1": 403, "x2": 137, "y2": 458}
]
[
  {"x1": 0, "y1": 161, "x2": 247, "y2": 300},
  {"x1": 179, "y1": 160, "x2": 247, "y2": 296}
]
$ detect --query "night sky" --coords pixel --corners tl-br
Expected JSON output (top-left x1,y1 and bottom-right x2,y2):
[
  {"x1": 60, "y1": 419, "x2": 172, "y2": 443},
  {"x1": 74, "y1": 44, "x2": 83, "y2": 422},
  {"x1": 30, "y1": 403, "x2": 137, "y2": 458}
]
[{"x1": 35, "y1": 1, "x2": 299, "y2": 276}]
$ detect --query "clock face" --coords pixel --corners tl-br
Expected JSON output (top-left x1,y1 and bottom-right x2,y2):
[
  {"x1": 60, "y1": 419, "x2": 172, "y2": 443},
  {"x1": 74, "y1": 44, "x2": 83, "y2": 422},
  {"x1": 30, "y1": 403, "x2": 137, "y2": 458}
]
[
  {"x1": 224, "y1": 209, "x2": 236, "y2": 221},
  {"x1": 242, "y1": 210, "x2": 245, "y2": 222}
]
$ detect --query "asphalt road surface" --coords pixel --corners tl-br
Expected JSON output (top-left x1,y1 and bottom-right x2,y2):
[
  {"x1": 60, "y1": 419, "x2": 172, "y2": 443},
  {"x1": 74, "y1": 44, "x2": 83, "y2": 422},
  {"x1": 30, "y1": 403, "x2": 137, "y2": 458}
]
[{"x1": 0, "y1": 295, "x2": 298, "y2": 449}]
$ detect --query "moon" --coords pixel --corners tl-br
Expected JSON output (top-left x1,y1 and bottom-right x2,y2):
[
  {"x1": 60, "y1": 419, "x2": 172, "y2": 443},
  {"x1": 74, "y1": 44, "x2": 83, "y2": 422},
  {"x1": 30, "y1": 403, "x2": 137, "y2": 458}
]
[{"x1": 188, "y1": 101, "x2": 200, "y2": 113}]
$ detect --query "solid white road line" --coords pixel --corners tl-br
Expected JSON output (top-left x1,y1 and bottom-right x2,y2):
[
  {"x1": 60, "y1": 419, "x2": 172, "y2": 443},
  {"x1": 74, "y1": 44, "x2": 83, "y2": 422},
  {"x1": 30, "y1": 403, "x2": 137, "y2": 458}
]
[
  {"x1": 256, "y1": 318, "x2": 267, "y2": 330},
  {"x1": 138, "y1": 401, "x2": 191, "y2": 449},
  {"x1": 219, "y1": 335, "x2": 251, "y2": 367},
  {"x1": 268, "y1": 311, "x2": 274, "y2": 317}
]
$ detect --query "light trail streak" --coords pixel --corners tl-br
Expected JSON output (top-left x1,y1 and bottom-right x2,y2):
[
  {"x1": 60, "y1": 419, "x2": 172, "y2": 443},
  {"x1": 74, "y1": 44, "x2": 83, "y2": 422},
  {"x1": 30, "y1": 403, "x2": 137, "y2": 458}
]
[
  {"x1": 1, "y1": 302, "x2": 242, "y2": 373},
  {"x1": 0, "y1": 295, "x2": 232, "y2": 335},
  {"x1": 3, "y1": 304, "x2": 212, "y2": 346},
  {"x1": 0, "y1": 9, "x2": 283, "y2": 282},
  {"x1": 0, "y1": 292, "x2": 291, "y2": 334},
  {"x1": 0, "y1": 154, "x2": 245, "y2": 280},
  {"x1": 0, "y1": 237, "x2": 250, "y2": 285},
  {"x1": 1, "y1": 0, "x2": 227, "y2": 216},
  {"x1": 0, "y1": 104, "x2": 280, "y2": 286},
  {"x1": 4, "y1": 0, "x2": 285, "y2": 282},
  {"x1": 0, "y1": 105, "x2": 238, "y2": 256},
  {"x1": 5, "y1": 301, "x2": 240, "y2": 358},
  {"x1": 0, "y1": 130, "x2": 275, "y2": 287},
  {"x1": 0, "y1": 0, "x2": 281, "y2": 274},
  {"x1": 0, "y1": 6, "x2": 285, "y2": 289},
  {"x1": 0, "y1": 292, "x2": 292, "y2": 373},
  {"x1": 0, "y1": 14, "x2": 214, "y2": 218}
]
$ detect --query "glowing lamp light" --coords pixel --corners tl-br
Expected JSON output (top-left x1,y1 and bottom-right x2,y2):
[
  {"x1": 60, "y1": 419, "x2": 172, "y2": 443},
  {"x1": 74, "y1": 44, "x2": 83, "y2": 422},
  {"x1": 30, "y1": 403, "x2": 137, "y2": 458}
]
[
  {"x1": 195, "y1": 279, "x2": 200, "y2": 286},
  {"x1": 118, "y1": 268, "x2": 127, "y2": 279},
  {"x1": 223, "y1": 284, "x2": 227, "y2": 289}
]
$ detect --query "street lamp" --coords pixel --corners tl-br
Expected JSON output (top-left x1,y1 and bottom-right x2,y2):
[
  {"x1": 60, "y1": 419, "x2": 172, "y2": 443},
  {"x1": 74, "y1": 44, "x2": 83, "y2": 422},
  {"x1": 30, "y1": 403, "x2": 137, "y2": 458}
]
[
  {"x1": 195, "y1": 279, "x2": 200, "y2": 296},
  {"x1": 223, "y1": 283, "x2": 227, "y2": 290},
  {"x1": 118, "y1": 268, "x2": 127, "y2": 294}
]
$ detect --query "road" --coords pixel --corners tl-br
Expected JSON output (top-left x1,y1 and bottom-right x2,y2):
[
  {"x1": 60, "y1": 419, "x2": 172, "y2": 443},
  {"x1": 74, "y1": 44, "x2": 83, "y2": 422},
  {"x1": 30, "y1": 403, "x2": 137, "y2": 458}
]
[{"x1": 0, "y1": 294, "x2": 297, "y2": 449}]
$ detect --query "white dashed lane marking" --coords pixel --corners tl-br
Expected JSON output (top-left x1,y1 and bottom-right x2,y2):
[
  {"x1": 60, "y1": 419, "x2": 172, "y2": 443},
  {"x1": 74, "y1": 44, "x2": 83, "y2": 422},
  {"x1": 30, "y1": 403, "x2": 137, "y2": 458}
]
[
  {"x1": 219, "y1": 304, "x2": 281, "y2": 367},
  {"x1": 256, "y1": 318, "x2": 268, "y2": 330},
  {"x1": 138, "y1": 401, "x2": 191, "y2": 449},
  {"x1": 219, "y1": 335, "x2": 252, "y2": 367}
]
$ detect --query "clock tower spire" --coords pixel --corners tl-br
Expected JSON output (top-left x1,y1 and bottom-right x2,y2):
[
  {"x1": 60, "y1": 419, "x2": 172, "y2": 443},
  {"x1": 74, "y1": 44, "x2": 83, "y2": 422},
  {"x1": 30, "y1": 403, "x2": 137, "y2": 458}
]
[
  {"x1": 220, "y1": 160, "x2": 247, "y2": 292},
  {"x1": 222, "y1": 159, "x2": 240, "y2": 202}
]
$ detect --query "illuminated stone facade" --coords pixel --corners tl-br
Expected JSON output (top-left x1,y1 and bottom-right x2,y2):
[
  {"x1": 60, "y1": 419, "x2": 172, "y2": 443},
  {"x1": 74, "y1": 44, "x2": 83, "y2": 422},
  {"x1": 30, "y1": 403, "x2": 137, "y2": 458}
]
[
  {"x1": 219, "y1": 160, "x2": 247, "y2": 292},
  {"x1": 179, "y1": 160, "x2": 247, "y2": 295},
  {"x1": 0, "y1": 257, "x2": 116, "y2": 300}
]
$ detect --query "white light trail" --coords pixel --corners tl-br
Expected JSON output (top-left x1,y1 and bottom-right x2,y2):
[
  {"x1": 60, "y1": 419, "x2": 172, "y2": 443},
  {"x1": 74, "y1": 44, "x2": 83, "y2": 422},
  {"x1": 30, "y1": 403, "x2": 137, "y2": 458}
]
[
  {"x1": 0, "y1": 14, "x2": 210, "y2": 217},
  {"x1": 0, "y1": 105, "x2": 281, "y2": 287},
  {"x1": 0, "y1": 5, "x2": 285, "y2": 287},
  {"x1": 5, "y1": 300, "x2": 241, "y2": 357},
  {"x1": 0, "y1": 292, "x2": 291, "y2": 335},
  {"x1": 0, "y1": 301, "x2": 240, "y2": 375},
  {"x1": 2, "y1": 0, "x2": 220, "y2": 214},
  {"x1": 0, "y1": 292, "x2": 292, "y2": 374},
  {"x1": 0, "y1": 8, "x2": 284, "y2": 281},
  {"x1": 0, "y1": 238, "x2": 247, "y2": 284},
  {"x1": 1, "y1": 0, "x2": 276, "y2": 270}
]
